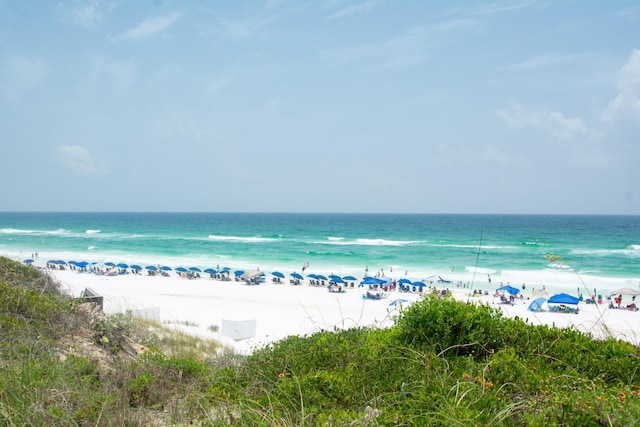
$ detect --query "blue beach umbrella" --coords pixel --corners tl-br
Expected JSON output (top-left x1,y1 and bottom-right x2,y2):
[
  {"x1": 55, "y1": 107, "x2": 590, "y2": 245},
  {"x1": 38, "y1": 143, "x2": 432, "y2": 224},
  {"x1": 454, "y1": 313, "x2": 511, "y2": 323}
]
[
  {"x1": 291, "y1": 272, "x2": 304, "y2": 280},
  {"x1": 234, "y1": 270, "x2": 244, "y2": 277},
  {"x1": 117, "y1": 263, "x2": 129, "y2": 269},
  {"x1": 398, "y1": 278, "x2": 412, "y2": 284},
  {"x1": 497, "y1": 285, "x2": 520, "y2": 295},
  {"x1": 104, "y1": 262, "x2": 115, "y2": 267},
  {"x1": 388, "y1": 298, "x2": 409, "y2": 307},
  {"x1": 23, "y1": 259, "x2": 35, "y2": 264},
  {"x1": 306, "y1": 273, "x2": 318, "y2": 279},
  {"x1": 272, "y1": 271, "x2": 285, "y2": 278},
  {"x1": 315, "y1": 274, "x2": 328, "y2": 281},
  {"x1": 130, "y1": 265, "x2": 142, "y2": 270},
  {"x1": 204, "y1": 268, "x2": 217, "y2": 274},
  {"x1": 145, "y1": 265, "x2": 158, "y2": 271},
  {"x1": 175, "y1": 267, "x2": 188, "y2": 273},
  {"x1": 329, "y1": 274, "x2": 342, "y2": 281},
  {"x1": 412, "y1": 281, "x2": 426, "y2": 287},
  {"x1": 189, "y1": 267, "x2": 202, "y2": 272},
  {"x1": 331, "y1": 277, "x2": 346, "y2": 284},
  {"x1": 343, "y1": 275, "x2": 358, "y2": 281},
  {"x1": 160, "y1": 266, "x2": 172, "y2": 271}
]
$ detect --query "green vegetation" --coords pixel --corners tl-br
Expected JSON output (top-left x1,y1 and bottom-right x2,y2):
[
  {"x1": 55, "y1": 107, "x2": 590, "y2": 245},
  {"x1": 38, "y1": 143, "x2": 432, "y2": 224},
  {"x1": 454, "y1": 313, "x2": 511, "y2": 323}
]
[{"x1": 1, "y1": 256, "x2": 639, "y2": 425}]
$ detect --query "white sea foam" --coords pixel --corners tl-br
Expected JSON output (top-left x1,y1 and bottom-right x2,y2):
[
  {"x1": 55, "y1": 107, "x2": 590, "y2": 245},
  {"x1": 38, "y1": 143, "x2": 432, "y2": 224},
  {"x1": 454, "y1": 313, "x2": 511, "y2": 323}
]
[
  {"x1": 0, "y1": 228, "x2": 69, "y2": 235},
  {"x1": 208, "y1": 235, "x2": 276, "y2": 243},
  {"x1": 86, "y1": 229, "x2": 101, "y2": 234},
  {"x1": 321, "y1": 238, "x2": 421, "y2": 247}
]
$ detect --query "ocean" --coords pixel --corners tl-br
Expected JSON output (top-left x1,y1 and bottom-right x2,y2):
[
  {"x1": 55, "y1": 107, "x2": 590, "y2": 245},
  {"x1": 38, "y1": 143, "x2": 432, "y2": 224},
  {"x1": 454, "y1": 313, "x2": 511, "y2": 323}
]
[{"x1": 1, "y1": 212, "x2": 638, "y2": 296}]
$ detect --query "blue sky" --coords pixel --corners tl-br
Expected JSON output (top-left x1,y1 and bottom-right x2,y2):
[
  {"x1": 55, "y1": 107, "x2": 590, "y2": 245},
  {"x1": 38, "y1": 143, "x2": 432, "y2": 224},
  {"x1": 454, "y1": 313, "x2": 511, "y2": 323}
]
[{"x1": 1, "y1": 1, "x2": 639, "y2": 214}]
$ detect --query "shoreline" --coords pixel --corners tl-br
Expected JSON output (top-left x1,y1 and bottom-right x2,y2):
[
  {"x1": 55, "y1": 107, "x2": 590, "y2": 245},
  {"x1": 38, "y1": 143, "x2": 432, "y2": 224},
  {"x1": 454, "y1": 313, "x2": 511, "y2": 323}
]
[{"x1": 46, "y1": 266, "x2": 640, "y2": 355}]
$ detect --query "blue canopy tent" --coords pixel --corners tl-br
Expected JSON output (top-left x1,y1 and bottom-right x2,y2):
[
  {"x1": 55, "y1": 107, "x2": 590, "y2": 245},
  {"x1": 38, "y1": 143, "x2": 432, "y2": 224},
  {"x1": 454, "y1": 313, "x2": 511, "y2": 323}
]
[
  {"x1": 548, "y1": 293, "x2": 580, "y2": 305},
  {"x1": 497, "y1": 285, "x2": 520, "y2": 295},
  {"x1": 528, "y1": 297, "x2": 547, "y2": 312}
]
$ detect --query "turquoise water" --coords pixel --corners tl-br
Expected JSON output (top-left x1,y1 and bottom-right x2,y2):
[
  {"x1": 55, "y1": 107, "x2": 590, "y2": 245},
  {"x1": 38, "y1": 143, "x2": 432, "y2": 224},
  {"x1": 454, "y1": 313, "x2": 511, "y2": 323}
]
[{"x1": 1, "y1": 213, "x2": 638, "y2": 294}]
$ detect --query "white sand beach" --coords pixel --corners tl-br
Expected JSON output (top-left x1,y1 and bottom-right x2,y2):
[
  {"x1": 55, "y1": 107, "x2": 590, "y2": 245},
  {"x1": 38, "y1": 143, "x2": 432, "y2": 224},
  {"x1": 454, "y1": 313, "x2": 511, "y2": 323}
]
[{"x1": 49, "y1": 268, "x2": 640, "y2": 355}]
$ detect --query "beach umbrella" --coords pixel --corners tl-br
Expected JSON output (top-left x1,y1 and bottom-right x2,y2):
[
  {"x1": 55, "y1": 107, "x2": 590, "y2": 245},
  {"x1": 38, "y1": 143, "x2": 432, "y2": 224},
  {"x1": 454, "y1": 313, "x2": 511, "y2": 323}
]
[
  {"x1": 329, "y1": 274, "x2": 342, "y2": 281},
  {"x1": 609, "y1": 287, "x2": 640, "y2": 296},
  {"x1": 343, "y1": 275, "x2": 358, "y2": 281},
  {"x1": 361, "y1": 277, "x2": 386, "y2": 285},
  {"x1": 145, "y1": 265, "x2": 158, "y2": 271},
  {"x1": 23, "y1": 259, "x2": 35, "y2": 264},
  {"x1": 306, "y1": 273, "x2": 318, "y2": 278},
  {"x1": 189, "y1": 267, "x2": 202, "y2": 272},
  {"x1": 104, "y1": 262, "x2": 115, "y2": 267},
  {"x1": 548, "y1": 293, "x2": 580, "y2": 305},
  {"x1": 388, "y1": 298, "x2": 409, "y2": 307},
  {"x1": 497, "y1": 285, "x2": 520, "y2": 295},
  {"x1": 221, "y1": 267, "x2": 231, "y2": 272},
  {"x1": 331, "y1": 277, "x2": 346, "y2": 284},
  {"x1": 117, "y1": 263, "x2": 129, "y2": 269},
  {"x1": 234, "y1": 270, "x2": 244, "y2": 277},
  {"x1": 315, "y1": 274, "x2": 328, "y2": 281},
  {"x1": 272, "y1": 271, "x2": 285, "y2": 278},
  {"x1": 412, "y1": 281, "x2": 426, "y2": 287},
  {"x1": 160, "y1": 265, "x2": 172, "y2": 271},
  {"x1": 398, "y1": 278, "x2": 412, "y2": 284},
  {"x1": 291, "y1": 272, "x2": 304, "y2": 280},
  {"x1": 130, "y1": 264, "x2": 142, "y2": 270},
  {"x1": 204, "y1": 268, "x2": 217, "y2": 274},
  {"x1": 175, "y1": 267, "x2": 188, "y2": 273},
  {"x1": 528, "y1": 297, "x2": 547, "y2": 312}
]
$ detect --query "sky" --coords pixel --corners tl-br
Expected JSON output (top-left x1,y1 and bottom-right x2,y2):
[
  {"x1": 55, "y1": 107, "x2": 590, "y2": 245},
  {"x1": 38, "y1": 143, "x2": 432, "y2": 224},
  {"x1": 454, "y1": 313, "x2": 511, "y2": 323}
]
[{"x1": 1, "y1": 1, "x2": 639, "y2": 214}]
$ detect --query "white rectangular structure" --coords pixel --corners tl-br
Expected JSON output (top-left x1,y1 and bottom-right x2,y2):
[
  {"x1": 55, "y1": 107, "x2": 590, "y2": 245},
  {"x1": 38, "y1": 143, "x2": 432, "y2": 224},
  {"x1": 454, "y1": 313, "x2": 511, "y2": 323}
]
[{"x1": 221, "y1": 319, "x2": 257, "y2": 341}]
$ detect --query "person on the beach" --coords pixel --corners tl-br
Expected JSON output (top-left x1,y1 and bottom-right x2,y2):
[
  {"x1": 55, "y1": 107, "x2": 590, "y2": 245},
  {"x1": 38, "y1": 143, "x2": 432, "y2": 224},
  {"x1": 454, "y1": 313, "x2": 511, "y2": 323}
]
[{"x1": 488, "y1": 274, "x2": 491, "y2": 283}]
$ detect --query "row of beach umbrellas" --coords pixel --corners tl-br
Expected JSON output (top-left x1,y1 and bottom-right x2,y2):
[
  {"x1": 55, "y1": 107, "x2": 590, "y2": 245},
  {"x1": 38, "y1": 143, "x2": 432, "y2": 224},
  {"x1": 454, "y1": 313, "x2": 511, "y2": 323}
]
[{"x1": 33, "y1": 259, "x2": 442, "y2": 287}]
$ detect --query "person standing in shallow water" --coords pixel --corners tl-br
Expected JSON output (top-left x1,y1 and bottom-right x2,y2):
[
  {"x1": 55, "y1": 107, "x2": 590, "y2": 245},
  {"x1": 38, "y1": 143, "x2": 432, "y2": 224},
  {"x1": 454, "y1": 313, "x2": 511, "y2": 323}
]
[{"x1": 488, "y1": 275, "x2": 491, "y2": 283}]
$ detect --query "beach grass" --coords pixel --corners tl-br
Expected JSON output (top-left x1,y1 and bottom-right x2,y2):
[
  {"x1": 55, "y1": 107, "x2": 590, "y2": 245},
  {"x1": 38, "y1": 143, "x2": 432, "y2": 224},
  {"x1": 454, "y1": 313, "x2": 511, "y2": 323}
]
[{"x1": 1, "y1": 256, "x2": 640, "y2": 425}]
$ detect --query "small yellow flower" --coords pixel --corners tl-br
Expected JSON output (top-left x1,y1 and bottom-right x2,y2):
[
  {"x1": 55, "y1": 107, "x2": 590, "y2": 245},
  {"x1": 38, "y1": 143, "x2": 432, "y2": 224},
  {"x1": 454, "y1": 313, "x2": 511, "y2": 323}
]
[
  {"x1": 580, "y1": 402, "x2": 587, "y2": 408},
  {"x1": 485, "y1": 381, "x2": 493, "y2": 388},
  {"x1": 539, "y1": 390, "x2": 546, "y2": 395},
  {"x1": 462, "y1": 373, "x2": 471, "y2": 380},
  {"x1": 597, "y1": 395, "x2": 605, "y2": 401},
  {"x1": 475, "y1": 376, "x2": 482, "y2": 382}
]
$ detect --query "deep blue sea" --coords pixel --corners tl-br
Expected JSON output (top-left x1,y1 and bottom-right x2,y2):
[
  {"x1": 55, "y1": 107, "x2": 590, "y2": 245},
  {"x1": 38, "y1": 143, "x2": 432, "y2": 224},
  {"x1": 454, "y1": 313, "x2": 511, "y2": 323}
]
[{"x1": 1, "y1": 213, "x2": 638, "y2": 295}]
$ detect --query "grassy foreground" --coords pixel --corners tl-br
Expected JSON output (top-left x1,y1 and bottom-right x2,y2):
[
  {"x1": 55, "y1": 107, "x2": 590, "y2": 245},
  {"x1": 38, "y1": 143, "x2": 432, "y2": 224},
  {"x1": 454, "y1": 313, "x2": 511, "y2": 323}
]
[{"x1": 1, "y1": 256, "x2": 639, "y2": 426}]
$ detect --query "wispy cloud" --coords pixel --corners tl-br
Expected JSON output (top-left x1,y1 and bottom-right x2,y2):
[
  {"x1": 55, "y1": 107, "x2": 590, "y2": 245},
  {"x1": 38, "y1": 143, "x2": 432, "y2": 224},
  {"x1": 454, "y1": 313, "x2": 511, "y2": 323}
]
[
  {"x1": 602, "y1": 49, "x2": 640, "y2": 123},
  {"x1": 472, "y1": 0, "x2": 543, "y2": 16},
  {"x1": 496, "y1": 102, "x2": 603, "y2": 140},
  {"x1": 58, "y1": 0, "x2": 118, "y2": 29},
  {"x1": 612, "y1": 6, "x2": 640, "y2": 21},
  {"x1": 57, "y1": 145, "x2": 107, "y2": 175},
  {"x1": 327, "y1": 0, "x2": 381, "y2": 20},
  {"x1": 117, "y1": 11, "x2": 179, "y2": 41},
  {"x1": 502, "y1": 53, "x2": 590, "y2": 71}
]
